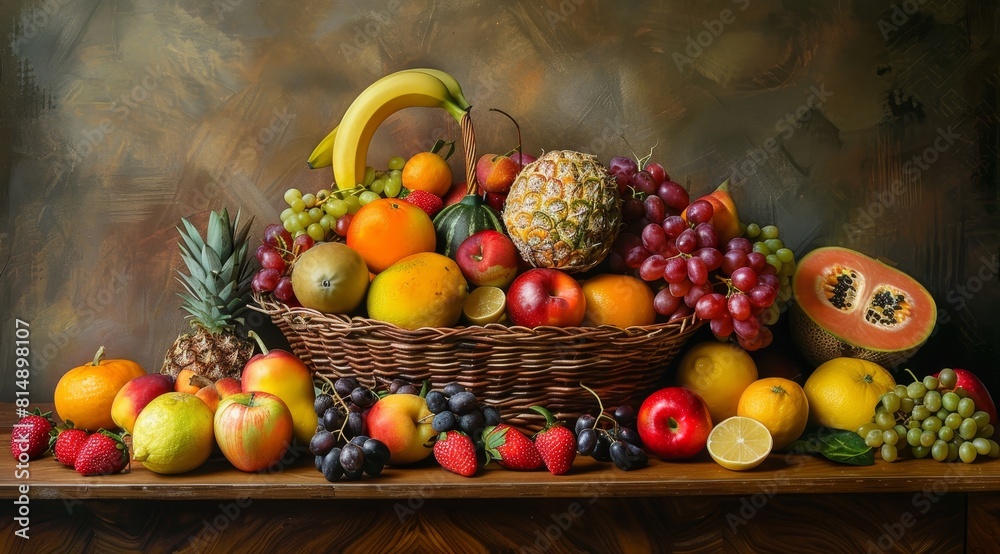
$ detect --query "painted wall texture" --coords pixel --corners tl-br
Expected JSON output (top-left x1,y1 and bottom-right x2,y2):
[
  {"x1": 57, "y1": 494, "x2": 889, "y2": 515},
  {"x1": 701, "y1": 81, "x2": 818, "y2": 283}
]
[{"x1": 1, "y1": 0, "x2": 998, "y2": 401}]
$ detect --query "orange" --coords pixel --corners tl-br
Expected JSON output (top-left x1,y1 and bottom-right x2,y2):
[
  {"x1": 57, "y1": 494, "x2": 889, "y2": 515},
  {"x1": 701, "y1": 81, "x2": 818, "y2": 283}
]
[
  {"x1": 804, "y1": 357, "x2": 895, "y2": 432},
  {"x1": 346, "y1": 198, "x2": 437, "y2": 274},
  {"x1": 54, "y1": 346, "x2": 147, "y2": 431},
  {"x1": 675, "y1": 341, "x2": 758, "y2": 423},
  {"x1": 401, "y1": 152, "x2": 453, "y2": 196},
  {"x1": 367, "y1": 252, "x2": 469, "y2": 329},
  {"x1": 581, "y1": 274, "x2": 656, "y2": 327},
  {"x1": 737, "y1": 378, "x2": 810, "y2": 450}
]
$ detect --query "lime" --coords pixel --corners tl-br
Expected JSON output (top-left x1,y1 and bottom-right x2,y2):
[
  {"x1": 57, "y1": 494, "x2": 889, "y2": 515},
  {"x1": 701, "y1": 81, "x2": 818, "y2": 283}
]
[
  {"x1": 706, "y1": 416, "x2": 773, "y2": 471},
  {"x1": 462, "y1": 286, "x2": 506, "y2": 325},
  {"x1": 132, "y1": 392, "x2": 215, "y2": 474}
]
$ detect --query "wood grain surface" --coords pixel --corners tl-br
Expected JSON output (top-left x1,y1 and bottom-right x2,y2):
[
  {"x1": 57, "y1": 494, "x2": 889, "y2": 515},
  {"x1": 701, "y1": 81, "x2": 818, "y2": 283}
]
[
  {"x1": 4, "y1": 403, "x2": 996, "y2": 552},
  {"x1": 3, "y1": 404, "x2": 1000, "y2": 502},
  {"x1": 0, "y1": 494, "x2": 971, "y2": 553}
]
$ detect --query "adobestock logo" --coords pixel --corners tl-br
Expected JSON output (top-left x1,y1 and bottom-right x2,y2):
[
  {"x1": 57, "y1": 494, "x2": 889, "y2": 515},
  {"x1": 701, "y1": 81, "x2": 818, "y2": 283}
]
[{"x1": 729, "y1": 83, "x2": 834, "y2": 183}]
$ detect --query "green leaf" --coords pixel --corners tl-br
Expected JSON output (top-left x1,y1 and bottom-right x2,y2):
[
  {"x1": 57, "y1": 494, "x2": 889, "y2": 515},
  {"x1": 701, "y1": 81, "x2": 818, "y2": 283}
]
[{"x1": 788, "y1": 427, "x2": 874, "y2": 466}]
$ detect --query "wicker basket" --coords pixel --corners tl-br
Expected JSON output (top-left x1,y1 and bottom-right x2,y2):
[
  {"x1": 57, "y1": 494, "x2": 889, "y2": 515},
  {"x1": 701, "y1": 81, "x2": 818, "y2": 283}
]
[
  {"x1": 254, "y1": 111, "x2": 704, "y2": 426},
  {"x1": 252, "y1": 295, "x2": 702, "y2": 426}
]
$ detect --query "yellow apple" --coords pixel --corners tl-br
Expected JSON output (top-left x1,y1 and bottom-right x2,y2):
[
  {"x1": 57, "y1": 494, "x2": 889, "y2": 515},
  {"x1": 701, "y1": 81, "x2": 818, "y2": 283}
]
[
  {"x1": 240, "y1": 334, "x2": 317, "y2": 445},
  {"x1": 365, "y1": 394, "x2": 436, "y2": 465}
]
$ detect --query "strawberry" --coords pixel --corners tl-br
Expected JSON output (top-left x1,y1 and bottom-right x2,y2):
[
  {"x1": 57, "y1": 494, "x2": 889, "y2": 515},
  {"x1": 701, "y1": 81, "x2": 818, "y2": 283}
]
[
  {"x1": 51, "y1": 425, "x2": 91, "y2": 468},
  {"x1": 401, "y1": 189, "x2": 444, "y2": 218},
  {"x1": 74, "y1": 430, "x2": 130, "y2": 476},
  {"x1": 483, "y1": 424, "x2": 543, "y2": 471},
  {"x1": 529, "y1": 405, "x2": 577, "y2": 475},
  {"x1": 433, "y1": 431, "x2": 478, "y2": 477},
  {"x1": 10, "y1": 408, "x2": 54, "y2": 461}
]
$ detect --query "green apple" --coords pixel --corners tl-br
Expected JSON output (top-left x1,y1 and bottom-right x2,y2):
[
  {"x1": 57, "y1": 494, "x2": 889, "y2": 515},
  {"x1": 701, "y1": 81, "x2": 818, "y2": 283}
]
[{"x1": 365, "y1": 394, "x2": 435, "y2": 465}]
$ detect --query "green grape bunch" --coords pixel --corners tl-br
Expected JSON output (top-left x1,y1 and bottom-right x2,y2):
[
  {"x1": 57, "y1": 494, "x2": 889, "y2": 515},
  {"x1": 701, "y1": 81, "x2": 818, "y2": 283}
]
[
  {"x1": 857, "y1": 368, "x2": 999, "y2": 463},
  {"x1": 744, "y1": 223, "x2": 796, "y2": 317},
  {"x1": 279, "y1": 156, "x2": 408, "y2": 242}
]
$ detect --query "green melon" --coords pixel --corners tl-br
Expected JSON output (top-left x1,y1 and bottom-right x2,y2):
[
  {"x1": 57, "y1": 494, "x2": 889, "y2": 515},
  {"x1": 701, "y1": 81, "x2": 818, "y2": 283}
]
[
  {"x1": 790, "y1": 246, "x2": 937, "y2": 369},
  {"x1": 433, "y1": 194, "x2": 504, "y2": 259}
]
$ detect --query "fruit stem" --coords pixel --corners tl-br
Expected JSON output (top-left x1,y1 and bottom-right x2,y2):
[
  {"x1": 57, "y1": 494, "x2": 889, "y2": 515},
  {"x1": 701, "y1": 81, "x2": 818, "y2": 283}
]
[
  {"x1": 92, "y1": 346, "x2": 106, "y2": 366},
  {"x1": 580, "y1": 383, "x2": 605, "y2": 419},
  {"x1": 247, "y1": 330, "x2": 269, "y2": 355},
  {"x1": 489, "y1": 108, "x2": 522, "y2": 163},
  {"x1": 903, "y1": 368, "x2": 919, "y2": 384},
  {"x1": 528, "y1": 405, "x2": 557, "y2": 426}
]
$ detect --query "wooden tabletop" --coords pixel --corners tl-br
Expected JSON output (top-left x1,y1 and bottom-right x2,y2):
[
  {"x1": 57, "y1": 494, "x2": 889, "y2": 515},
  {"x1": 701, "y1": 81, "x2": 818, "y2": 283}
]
[{"x1": 4, "y1": 404, "x2": 1000, "y2": 501}]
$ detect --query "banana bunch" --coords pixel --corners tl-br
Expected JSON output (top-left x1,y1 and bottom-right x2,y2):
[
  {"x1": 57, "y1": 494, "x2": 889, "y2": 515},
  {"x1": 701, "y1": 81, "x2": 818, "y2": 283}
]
[{"x1": 307, "y1": 68, "x2": 473, "y2": 191}]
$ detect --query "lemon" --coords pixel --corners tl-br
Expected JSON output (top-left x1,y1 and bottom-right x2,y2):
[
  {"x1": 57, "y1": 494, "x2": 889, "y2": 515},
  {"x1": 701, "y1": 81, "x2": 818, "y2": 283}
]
[
  {"x1": 367, "y1": 252, "x2": 469, "y2": 329},
  {"x1": 707, "y1": 416, "x2": 773, "y2": 471},
  {"x1": 804, "y1": 357, "x2": 895, "y2": 432},
  {"x1": 132, "y1": 392, "x2": 215, "y2": 474},
  {"x1": 675, "y1": 341, "x2": 758, "y2": 423},
  {"x1": 462, "y1": 286, "x2": 506, "y2": 325},
  {"x1": 737, "y1": 378, "x2": 810, "y2": 451}
]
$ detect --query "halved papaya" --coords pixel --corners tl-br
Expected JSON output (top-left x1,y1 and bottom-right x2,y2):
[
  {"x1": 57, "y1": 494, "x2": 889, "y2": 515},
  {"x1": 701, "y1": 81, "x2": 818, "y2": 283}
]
[{"x1": 790, "y1": 246, "x2": 937, "y2": 368}]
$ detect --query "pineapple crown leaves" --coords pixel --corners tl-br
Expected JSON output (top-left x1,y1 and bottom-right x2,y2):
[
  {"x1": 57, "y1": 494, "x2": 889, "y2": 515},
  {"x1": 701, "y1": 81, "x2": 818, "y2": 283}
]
[{"x1": 173, "y1": 208, "x2": 255, "y2": 333}]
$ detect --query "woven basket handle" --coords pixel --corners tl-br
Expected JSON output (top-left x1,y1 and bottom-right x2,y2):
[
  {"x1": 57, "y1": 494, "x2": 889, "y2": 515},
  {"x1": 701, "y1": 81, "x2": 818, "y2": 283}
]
[{"x1": 461, "y1": 112, "x2": 479, "y2": 196}]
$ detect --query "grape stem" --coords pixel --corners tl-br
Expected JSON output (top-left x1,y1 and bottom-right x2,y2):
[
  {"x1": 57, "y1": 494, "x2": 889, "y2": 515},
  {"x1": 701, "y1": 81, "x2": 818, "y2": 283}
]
[
  {"x1": 903, "y1": 368, "x2": 920, "y2": 384},
  {"x1": 620, "y1": 135, "x2": 658, "y2": 170},
  {"x1": 579, "y1": 383, "x2": 619, "y2": 434}
]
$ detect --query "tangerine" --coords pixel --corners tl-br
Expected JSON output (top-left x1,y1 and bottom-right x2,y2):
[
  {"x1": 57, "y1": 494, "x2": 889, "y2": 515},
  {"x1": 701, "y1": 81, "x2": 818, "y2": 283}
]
[
  {"x1": 581, "y1": 274, "x2": 656, "y2": 327},
  {"x1": 737, "y1": 377, "x2": 810, "y2": 450},
  {"x1": 346, "y1": 198, "x2": 436, "y2": 274},
  {"x1": 54, "y1": 346, "x2": 148, "y2": 431},
  {"x1": 401, "y1": 152, "x2": 453, "y2": 196}
]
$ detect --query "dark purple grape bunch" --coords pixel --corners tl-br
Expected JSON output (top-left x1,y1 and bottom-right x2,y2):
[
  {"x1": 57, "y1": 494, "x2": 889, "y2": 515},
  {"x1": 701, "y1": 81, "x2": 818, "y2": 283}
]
[
  {"x1": 426, "y1": 382, "x2": 500, "y2": 464},
  {"x1": 575, "y1": 385, "x2": 648, "y2": 471},
  {"x1": 310, "y1": 376, "x2": 390, "y2": 482},
  {"x1": 607, "y1": 156, "x2": 690, "y2": 243},
  {"x1": 251, "y1": 223, "x2": 316, "y2": 304}
]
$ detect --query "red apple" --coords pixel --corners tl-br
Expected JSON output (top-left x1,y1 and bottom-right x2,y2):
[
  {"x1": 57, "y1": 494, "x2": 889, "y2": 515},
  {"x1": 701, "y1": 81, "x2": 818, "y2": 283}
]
[
  {"x1": 110, "y1": 373, "x2": 174, "y2": 434},
  {"x1": 241, "y1": 336, "x2": 317, "y2": 446},
  {"x1": 214, "y1": 391, "x2": 294, "y2": 472},
  {"x1": 934, "y1": 368, "x2": 997, "y2": 425},
  {"x1": 365, "y1": 393, "x2": 436, "y2": 465},
  {"x1": 506, "y1": 268, "x2": 586, "y2": 328},
  {"x1": 485, "y1": 192, "x2": 507, "y2": 213},
  {"x1": 443, "y1": 182, "x2": 468, "y2": 207},
  {"x1": 455, "y1": 230, "x2": 520, "y2": 288},
  {"x1": 214, "y1": 377, "x2": 242, "y2": 399},
  {"x1": 476, "y1": 153, "x2": 520, "y2": 195},
  {"x1": 509, "y1": 152, "x2": 537, "y2": 169},
  {"x1": 637, "y1": 387, "x2": 713, "y2": 460}
]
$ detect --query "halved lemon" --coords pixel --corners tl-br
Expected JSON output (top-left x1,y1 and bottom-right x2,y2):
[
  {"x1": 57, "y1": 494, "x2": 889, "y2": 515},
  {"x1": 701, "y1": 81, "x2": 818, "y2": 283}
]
[
  {"x1": 706, "y1": 416, "x2": 773, "y2": 471},
  {"x1": 462, "y1": 286, "x2": 506, "y2": 325}
]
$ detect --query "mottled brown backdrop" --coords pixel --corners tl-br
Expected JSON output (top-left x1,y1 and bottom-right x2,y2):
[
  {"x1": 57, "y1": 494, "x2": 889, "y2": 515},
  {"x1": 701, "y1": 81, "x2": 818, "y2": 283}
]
[{"x1": 1, "y1": 0, "x2": 998, "y2": 400}]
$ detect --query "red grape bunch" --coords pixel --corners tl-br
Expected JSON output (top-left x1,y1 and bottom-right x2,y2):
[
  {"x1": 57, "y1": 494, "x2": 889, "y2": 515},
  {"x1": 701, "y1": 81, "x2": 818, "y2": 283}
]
[
  {"x1": 250, "y1": 223, "x2": 315, "y2": 304},
  {"x1": 604, "y1": 154, "x2": 785, "y2": 351}
]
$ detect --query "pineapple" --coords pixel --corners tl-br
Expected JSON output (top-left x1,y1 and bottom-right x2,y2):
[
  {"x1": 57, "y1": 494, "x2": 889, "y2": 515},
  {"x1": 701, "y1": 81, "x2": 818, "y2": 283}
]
[
  {"x1": 160, "y1": 208, "x2": 256, "y2": 381},
  {"x1": 502, "y1": 150, "x2": 621, "y2": 273}
]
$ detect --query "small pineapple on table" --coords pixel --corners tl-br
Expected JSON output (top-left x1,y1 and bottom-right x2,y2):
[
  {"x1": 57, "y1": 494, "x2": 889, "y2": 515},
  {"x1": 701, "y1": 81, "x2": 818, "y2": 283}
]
[{"x1": 160, "y1": 208, "x2": 256, "y2": 383}]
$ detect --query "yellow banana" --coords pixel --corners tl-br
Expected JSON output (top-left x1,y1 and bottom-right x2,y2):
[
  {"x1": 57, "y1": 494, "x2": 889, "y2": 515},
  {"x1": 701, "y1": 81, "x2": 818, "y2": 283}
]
[
  {"x1": 307, "y1": 68, "x2": 471, "y2": 171},
  {"x1": 306, "y1": 124, "x2": 337, "y2": 169},
  {"x1": 405, "y1": 68, "x2": 472, "y2": 110},
  {"x1": 331, "y1": 70, "x2": 468, "y2": 190}
]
